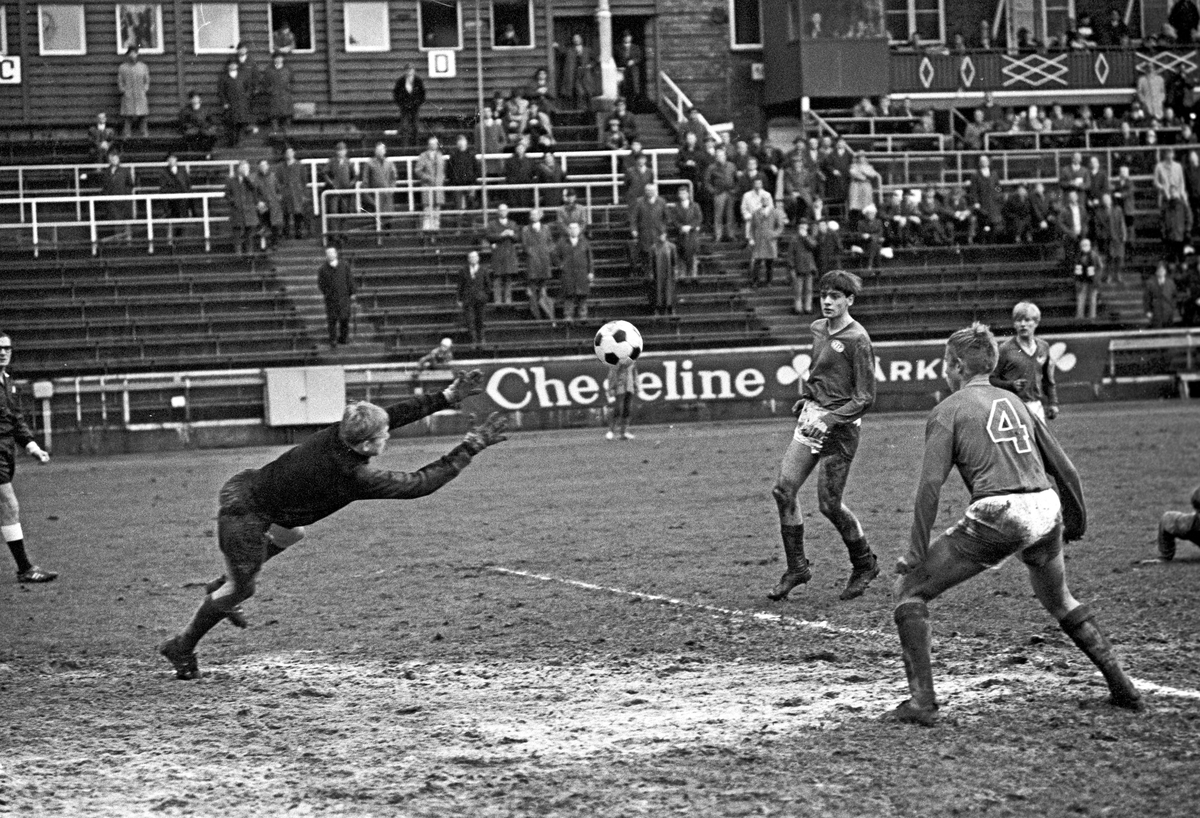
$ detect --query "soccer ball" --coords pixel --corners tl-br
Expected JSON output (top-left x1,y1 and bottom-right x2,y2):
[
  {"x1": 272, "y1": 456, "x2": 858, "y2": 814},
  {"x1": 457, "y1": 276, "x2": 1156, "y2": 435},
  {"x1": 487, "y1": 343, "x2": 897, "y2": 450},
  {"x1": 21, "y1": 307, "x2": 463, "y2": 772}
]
[{"x1": 594, "y1": 320, "x2": 643, "y2": 365}]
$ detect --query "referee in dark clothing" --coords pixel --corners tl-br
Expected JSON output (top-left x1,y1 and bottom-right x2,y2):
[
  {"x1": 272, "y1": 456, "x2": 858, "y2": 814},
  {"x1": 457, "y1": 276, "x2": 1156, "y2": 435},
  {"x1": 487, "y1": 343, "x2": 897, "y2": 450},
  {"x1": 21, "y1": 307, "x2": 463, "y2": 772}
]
[
  {"x1": 160, "y1": 370, "x2": 507, "y2": 679},
  {"x1": 0, "y1": 331, "x2": 56, "y2": 583}
]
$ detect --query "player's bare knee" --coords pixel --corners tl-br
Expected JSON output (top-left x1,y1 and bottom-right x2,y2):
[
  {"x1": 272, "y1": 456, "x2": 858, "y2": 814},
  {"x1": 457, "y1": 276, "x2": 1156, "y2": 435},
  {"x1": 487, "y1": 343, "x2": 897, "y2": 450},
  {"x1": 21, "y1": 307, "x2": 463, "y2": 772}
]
[
  {"x1": 0, "y1": 487, "x2": 20, "y2": 522},
  {"x1": 772, "y1": 482, "x2": 798, "y2": 514},
  {"x1": 894, "y1": 600, "x2": 929, "y2": 625},
  {"x1": 817, "y1": 494, "x2": 845, "y2": 522}
]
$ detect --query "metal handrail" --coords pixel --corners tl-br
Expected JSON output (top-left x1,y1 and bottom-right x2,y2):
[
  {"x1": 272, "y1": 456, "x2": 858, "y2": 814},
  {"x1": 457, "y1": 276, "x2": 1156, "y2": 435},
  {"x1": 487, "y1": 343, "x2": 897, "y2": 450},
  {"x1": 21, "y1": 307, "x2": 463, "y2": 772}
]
[{"x1": 658, "y1": 71, "x2": 726, "y2": 142}]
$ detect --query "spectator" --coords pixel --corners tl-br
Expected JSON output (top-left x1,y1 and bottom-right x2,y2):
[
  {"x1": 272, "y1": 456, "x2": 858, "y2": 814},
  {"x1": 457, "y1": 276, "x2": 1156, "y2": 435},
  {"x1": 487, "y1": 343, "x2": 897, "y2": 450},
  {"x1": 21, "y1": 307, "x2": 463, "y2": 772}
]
[
  {"x1": 1163, "y1": 195, "x2": 1193, "y2": 266},
  {"x1": 855, "y1": 202, "x2": 886, "y2": 271},
  {"x1": 624, "y1": 153, "x2": 654, "y2": 222},
  {"x1": 778, "y1": 154, "x2": 814, "y2": 224},
  {"x1": 852, "y1": 96, "x2": 878, "y2": 118},
  {"x1": 604, "y1": 119, "x2": 628, "y2": 150},
  {"x1": 1058, "y1": 151, "x2": 1090, "y2": 196},
  {"x1": 735, "y1": 157, "x2": 768, "y2": 228},
  {"x1": 678, "y1": 107, "x2": 709, "y2": 147},
  {"x1": 253, "y1": 158, "x2": 284, "y2": 250},
  {"x1": 1145, "y1": 262, "x2": 1179, "y2": 327},
  {"x1": 523, "y1": 101, "x2": 555, "y2": 148},
  {"x1": 975, "y1": 19, "x2": 993, "y2": 49},
  {"x1": 179, "y1": 92, "x2": 217, "y2": 156},
  {"x1": 744, "y1": 179, "x2": 782, "y2": 286},
  {"x1": 480, "y1": 107, "x2": 506, "y2": 158},
  {"x1": 615, "y1": 31, "x2": 644, "y2": 105},
  {"x1": 814, "y1": 218, "x2": 842, "y2": 275},
  {"x1": 1094, "y1": 192, "x2": 1127, "y2": 284},
  {"x1": 788, "y1": 219, "x2": 817, "y2": 313},
  {"x1": 1002, "y1": 183, "x2": 1035, "y2": 243},
  {"x1": 555, "y1": 221, "x2": 594, "y2": 322},
  {"x1": 217, "y1": 60, "x2": 252, "y2": 147},
  {"x1": 526, "y1": 68, "x2": 556, "y2": 112},
  {"x1": 1137, "y1": 66, "x2": 1166, "y2": 121},
  {"x1": 1048, "y1": 103, "x2": 1071, "y2": 139},
  {"x1": 1096, "y1": 9, "x2": 1130, "y2": 46},
  {"x1": 611, "y1": 97, "x2": 639, "y2": 145},
  {"x1": 649, "y1": 229, "x2": 679, "y2": 315},
  {"x1": 1029, "y1": 181, "x2": 1056, "y2": 241},
  {"x1": 917, "y1": 188, "x2": 950, "y2": 246},
  {"x1": 534, "y1": 151, "x2": 567, "y2": 209},
  {"x1": 458, "y1": 250, "x2": 490, "y2": 346},
  {"x1": 503, "y1": 141, "x2": 536, "y2": 212},
  {"x1": 705, "y1": 146, "x2": 737, "y2": 243},
  {"x1": 88, "y1": 112, "x2": 117, "y2": 163},
  {"x1": 392, "y1": 64, "x2": 426, "y2": 147},
  {"x1": 1085, "y1": 155, "x2": 1109, "y2": 208},
  {"x1": 363, "y1": 141, "x2": 399, "y2": 224},
  {"x1": 158, "y1": 152, "x2": 192, "y2": 242},
  {"x1": 558, "y1": 33, "x2": 595, "y2": 109},
  {"x1": 1170, "y1": 0, "x2": 1200, "y2": 44},
  {"x1": 1072, "y1": 237, "x2": 1101, "y2": 319},
  {"x1": 968, "y1": 155, "x2": 1003, "y2": 241},
  {"x1": 415, "y1": 136, "x2": 445, "y2": 234},
  {"x1": 318, "y1": 245, "x2": 355, "y2": 346},
  {"x1": 100, "y1": 150, "x2": 135, "y2": 243},
  {"x1": 751, "y1": 133, "x2": 783, "y2": 192},
  {"x1": 669, "y1": 186, "x2": 703, "y2": 278},
  {"x1": 522, "y1": 208, "x2": 556, "y2": 322},
  {"x1": 446, "y1": 133, "x2": 479, "y2": 214},
  {"x1": 117, "y1": 46, "x2": 150, "y2": 138},
  {"x1": 962, "y1": 108, "x2": 988, "y2": 151},
  {"x1": 555, "y1": 188, "x2": 588, "y2": 237},
  {"x1": 496, "y1": 23, "x2": 520, "y2": 47},
  {"x1": 487, "y1": 203, "x2": 520, "y2": 304},
  {"x1": 981, "y1": 91, "x2": 1004, "y2": 130},
  {"x1": 630, "y1": 183, "x2": 668, "y2": 277},
  {"x1": 676, "y1": 130, "x2": 705, "y2": 194},
  {"x1": 273, "y1": 20, "x2": 296, "y2": 53},
  {"x1": 225, "y1": 160, "x2": 259, "y2": 256},
  {"x1": 321, "y1": 142, "x2": 357, "y2": 245},
  {"x1": 263, "y1": 52, "x2": 294, "y2": 134},
  {"x1": 277, "y1": 146, "x2": 310, "y2": 240},
  {"x1": 1096, "y1": 105, "x2": 1120, "y2": 132},
  {"x1": 234, "y1": 41, "x2": 260, "y2": 97},
  {"x1": 416, "y1": 338, "x2": 454, "y2": 370},
  {"x1": 846, "y1": 152, "x2": 881, "y2": 229},
  {"x1": 881, "y1": 188, "x2": 908, "y2": 247},
  {"x1": 820, "y1": 137, "x2": 853, "y2": 207},
  {"x1": 1059, "y1": 189, "x2": 1089, "y2": 256},
  {"x1": 1155, "y1": 148, "x2": 1187, "y2": 207},
  {"x1": 1185, "y1": 149, "x2": 1200, "y2": 225},
  {"x1": 1111, "y1": 164, "x2": 1134, "y2": 223}
]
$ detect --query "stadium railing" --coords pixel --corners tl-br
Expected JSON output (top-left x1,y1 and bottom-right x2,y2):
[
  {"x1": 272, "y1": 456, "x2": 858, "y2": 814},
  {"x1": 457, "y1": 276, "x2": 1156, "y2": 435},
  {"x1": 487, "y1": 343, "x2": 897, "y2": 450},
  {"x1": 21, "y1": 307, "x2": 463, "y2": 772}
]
[
  {"x1": 658, "y1": 70, "x2": 729, "y2": 143},
  {"x1": 983, "y1": 127, "x2": 1184, "y2": 152}
]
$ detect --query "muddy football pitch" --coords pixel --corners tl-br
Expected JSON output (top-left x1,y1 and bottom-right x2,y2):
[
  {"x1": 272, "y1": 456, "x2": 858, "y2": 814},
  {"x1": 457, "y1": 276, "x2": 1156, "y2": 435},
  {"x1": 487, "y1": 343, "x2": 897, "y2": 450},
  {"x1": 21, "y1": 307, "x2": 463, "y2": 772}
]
[{"x1": 2, "y1": 401, "x2": 1199, "y2": 817}]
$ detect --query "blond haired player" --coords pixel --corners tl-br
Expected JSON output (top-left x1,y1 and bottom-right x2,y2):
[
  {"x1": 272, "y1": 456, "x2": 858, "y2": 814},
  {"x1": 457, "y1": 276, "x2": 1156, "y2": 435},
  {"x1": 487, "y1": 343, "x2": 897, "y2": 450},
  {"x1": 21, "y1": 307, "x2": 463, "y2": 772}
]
[{"x1": 990, "y1": 301, "x2": 1059, "y2": 422}]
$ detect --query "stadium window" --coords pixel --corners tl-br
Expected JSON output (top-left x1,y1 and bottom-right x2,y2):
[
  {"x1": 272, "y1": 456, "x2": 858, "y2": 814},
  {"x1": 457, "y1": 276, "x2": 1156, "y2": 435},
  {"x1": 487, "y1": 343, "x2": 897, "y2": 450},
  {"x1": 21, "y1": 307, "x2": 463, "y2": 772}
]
[
  {"x1": 419, "y1": 1, "x2": 463, "y2": 50},
  {"x1": 344, "y1": 2, "x2": 390, "y2": 52},
  {"x1": 491, "y1": 0, "x2": 533, "y2": 49},
  {"x1": 729, "y1": 0, "x2": 763, "y2": 50},
  {"x1": 885, "y1": 0, "x2": 945, "y2": 44},
  {"x1": 270, "y1": 3, "x2": 315, "y2": 53},
  {"x1": 115, "y1": 4, "x2": 165, "y2": 55},
  {"x1": 1042, "y1": 0, "x2": 1076, "y2": 42},
  {"x1": 38, "y1": 4, "x2": 87, "y2": 56},
  {"x1": 193, "y1": 3, "x2": 239, "y2": 54}
]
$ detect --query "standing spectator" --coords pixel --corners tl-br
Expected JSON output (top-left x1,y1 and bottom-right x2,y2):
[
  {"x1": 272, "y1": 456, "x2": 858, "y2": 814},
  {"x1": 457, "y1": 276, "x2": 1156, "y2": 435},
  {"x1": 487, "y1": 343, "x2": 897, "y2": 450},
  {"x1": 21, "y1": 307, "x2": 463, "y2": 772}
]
[
  {"x1": 704, "y1": 146, "x2": 737, "y2": 242},
  {"x1": 458, "y1": 250, "x2": 490, "y2": 347},
  {"x1": 446, "y1": 133, "x2": 479, "y2": 217},
  {"x1": 277, "y1": 146, "x2": 310, "y2": 240},
  {"x1": 1003, "y1": 184, "x2": 1035, "y2": 243},
  {"x1": 1094, "y1": 192, "x2": 1127, "y2": 284},
  {"x1": 480, "y1": 107, "x2": 506, "y2": 164},
  {"x1": 100, "y1": 150, "x2": 135, "y2": 243},
  {"x1": 820, "y1": 138, "x2": 853, "y2": 208},
  {"x1": 0, "y1": 332, "x2": 56, "y2": 584},
  {"x1": 962, "y1": 109, "x2": 989, "y2": 151},
  {"x1": 745, "y1": 184, "x2": 785, "y2": 287},
  {"x1": 526, "y1": 68, "x2": 556, "y2": 112},
  {"x1": 412, "y1": 136, "x2": 444, "y2": 235},
  {"x1": 676, "y1": 131, "x2": 705, "y2": 195},
  {"x1": 317, "y1": 246, "x2": 355, "y2": 347},
  {"x1": 534, "y1": 151, "x2": 567, "y2": 209},
  {"x1": 650, "y1": 230, "x2": 679, "y2": 315},
  {"x1": 603, "y1": 119, "x2": 628, "y2": 150},
  {"x1": 1111, "y1": 164, "x2": 1134, "y2": 224},
  {"x1": 117, "y1": 46, "x2": 150, "y2": 138},
  {"x1": 225, "y1": 160, "x2": 260, "y2": 256},
  {"x1": 363, "y1": 141, "x2": 399, "y2": 223},
  {"x1": 558, "y1": 33, "x2": 595, "y2": 109},
  {"x1": 234, "y1": 42, "x2": 261, "y2": 99},
  {"x1": 814, "y1": 218, "x2": 842, "y2": 275},
  {"x1": 217, "y1": 60, "x2": 252, "y2": 147},
  {"x1": 263, "y1": 52, "x2": 294, "y2": 134},
  {"x1": 1137, "y1": 66, "x2": 1166, "y2": 120},
  {"x1": 555, "y1": 221, "x2": 594, "y2": 322},
  {"x1": 503, "y1": 141, "x2": 536, "y2": 213},
  {"x1": 846, "y1": 152, "x2": 881, "y2": 229},
  {"x1": 788, "y1": 219, "x2": 817, "y2": 314},
  {"x1": 487, "y1": 203, "x2": 520, "y2": 305},
  {"x1": 392, "y1": 64, "x2": 426, "y2": 147},
  {"x1": 624, "y1": 153, "x2": 654, "y2": 226},
  {"x1": 1096, "y1": 8, "x2": 1130, "y2": 46},
  {"x1": 1185, "y1": 150, "x2": 1200, "y2": 227},
  {"x1": 968, "y1": 155, "x2": 1003, "y2": 241},
  {"x1": 778, "y1": 154, "x2": 813, "y2": 224},
  {"x1": 321, "y1": 142, "x2": 357, "y2": 245},
  {"x1": 522, "y1": 209, "x2": 556, "y2": 322},
  {"x1": 1058, "y1": 151, "x2": 1090, "y2": 196},
  {"x1": 669, "y1": 186, "x2": 703, "y2": 278},
  {"x1": 1170, "y1": 0, "x2": 1200, "y2": 44},
  {"x1": 179, "y1": 92, "x2": 217, "y2": 156},
  {"x1": 555, "y1": 188, "x2": 588, "y2": 237},
  {"x1": 630, "y1": 183, "x2": 668, "y2": 279},
  {"x1": 1072, "y1": 237, "x2": 1101, "y2": 319},
  {"x1": 1145, "y1": 262, "x2": 1179, "y2": 327},
  {"x1": 253, "y1": 158, "x2": 284, "y2": 250},
  {"x1": 615, "y1": 31, "x2": 644, "y2": 106},
  {"x1": 1059, "y1": 189, "x2": 1089, "y2": 257},
  {"x1": 1155, "y1": 149, "x2": 1189, "y2": 263},
  {"x1": 158, "y1": 152, "x2": 193, "y2": 242},
  {"x1": 88, "y1": 112, "x2": 117, "y2": 162},
  {"x1": 1085, "y1": 155, "x2": 1109, "y2": 208}
]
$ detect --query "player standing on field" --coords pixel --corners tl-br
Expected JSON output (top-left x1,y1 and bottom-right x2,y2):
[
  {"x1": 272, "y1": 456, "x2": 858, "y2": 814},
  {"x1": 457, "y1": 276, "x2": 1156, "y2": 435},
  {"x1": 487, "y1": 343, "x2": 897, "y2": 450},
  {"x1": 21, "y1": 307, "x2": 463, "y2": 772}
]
[
  {"x1": 0, "y1": 332, "x2": 57, "y2": 584},
  {"x1": 160, "y1": 370, "x2": 507, "y2": 680},
  {"x1": 768, "y1": 271, "x2": 880, "y2": 602},
  {"x1": 990, "y1": 301, "x2": 1058, "y2": 422},
  {"x1": 887, "y1": 323, "x2": 1141, "y2": 726},
  {"x1": 605, "y1": 358, "x2": 638, "y2": 441}
]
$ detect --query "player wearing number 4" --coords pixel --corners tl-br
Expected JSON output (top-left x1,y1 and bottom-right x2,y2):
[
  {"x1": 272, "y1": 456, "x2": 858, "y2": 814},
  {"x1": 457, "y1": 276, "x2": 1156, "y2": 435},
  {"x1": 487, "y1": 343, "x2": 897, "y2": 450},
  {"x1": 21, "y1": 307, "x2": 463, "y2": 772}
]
[
  {"x1": 990, "y1": 301, "x2": 1059, "y2": 422},
  {"x1": 769, "y1": 271, "x2": 880, "y2": 603},
  {"x1": 159, "y1": 370, "x2": 508, "y2": 680},
  {"x1": 887, "y1": 323, "x2": 1141, "y2": 726}
]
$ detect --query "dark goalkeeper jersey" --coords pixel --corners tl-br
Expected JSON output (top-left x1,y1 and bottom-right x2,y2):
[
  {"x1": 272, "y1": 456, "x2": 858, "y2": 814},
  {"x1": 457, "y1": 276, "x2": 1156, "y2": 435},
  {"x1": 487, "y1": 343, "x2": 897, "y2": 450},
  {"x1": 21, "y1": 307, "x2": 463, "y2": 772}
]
[
  {"x1": 248, "y1": 392, "x2": 473, "y2": 528},
  {"x1": 0, "y1": 370, "x2": 35, "y2": 448},
  {"x1": 801, "y1": 318, "x2": 876, "y2": 425}
]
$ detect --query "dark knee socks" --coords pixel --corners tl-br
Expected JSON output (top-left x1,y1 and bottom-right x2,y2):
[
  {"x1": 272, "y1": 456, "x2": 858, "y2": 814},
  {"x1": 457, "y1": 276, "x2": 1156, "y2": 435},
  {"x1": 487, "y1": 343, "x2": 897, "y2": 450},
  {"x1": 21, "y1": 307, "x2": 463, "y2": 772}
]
[
  {"x1": 6, "y1": 539, "x2": 32, "y2": 574},
  {"x1": 1058, "y1": 604, "x2": 1141, "y2": 708},
  {"x1": 895, "y1": 601, "x2": 937, "y2": 709},
  {"x1": 780, "y1": 524, "x2": 806, "y2": 570},
  {"x1": 180, "y1": 595, "x2": 230, "y2": 651}
]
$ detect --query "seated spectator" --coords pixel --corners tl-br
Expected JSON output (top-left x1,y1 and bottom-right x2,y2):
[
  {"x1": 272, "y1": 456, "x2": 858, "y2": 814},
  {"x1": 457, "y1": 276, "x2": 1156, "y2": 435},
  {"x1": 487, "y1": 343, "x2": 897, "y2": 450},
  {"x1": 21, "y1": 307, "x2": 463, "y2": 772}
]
[
  {"x1": 417, "y1": 338, "x2": 454, "y2": 370},
  {"x1": 1073, "y1": 105, "x2": 1096, "y2": 138},
  {"x1": 946, "y1": 187, "x2": 976, "y2": 245},
  {"x1": 881, "y1": 189, "x2": 908, "y2": 246},
  {"x1": 913, "y1": 110, "x2": 936, "y2": 135},
  {"x1": 480, "y1": 107, "x2": 506, "y2": 163},
  {"x1": 178, "y1": 91, "x2": 217, "y2": 156},
  {"x1": 603, "y1": 118, "x2": 628, "y2": 150},
  {"x1": 1072, "y1": 238, "x2": 1101, "y2": 319},
  {"x1": 877, "y1": 96, "x2": 894, "y2": 117},
  {"x1": 1047, "y1": 103, "x2": 1072, "y2": 146},
  {"x1": 1022, "y1": 104, "x2": 1047, "y2": 133},
  {"x1": 1145, "y1": 262, "x2": 1179, "y2": 327},
  {"x1": 917, "y1": 187, "x2": 950, "y2": 245},
  {"x1": 273, "y1": 21, "x2": 296, "y2": 53},
  {"x1": 527, "y1": 68, "x2": 556, "y2": 113},
  {"x1": 523, "y1": 101, "x2": 555, "y2": 148},
  {"x1": 504, "y1": 87, "x2": 530, "y2": 143},
  {"x1": 1002, "y1": 183, "x2": 1035, "y2": 243},
  {"x1": 852, "y1": 96, "x2": 878, "y2": 118},
  {"x1": 852, "y1": 203, "x2": 885, "y2": 271},
  {"x1": 612, "y1": 97, "x2": 638, "y2": 144},
  {"x1": 88, "y1": 112, "x2": 117, "y2": 162},
  {"x1": 1015, "y1": 26, "x2": 1036, "y2": 52}
]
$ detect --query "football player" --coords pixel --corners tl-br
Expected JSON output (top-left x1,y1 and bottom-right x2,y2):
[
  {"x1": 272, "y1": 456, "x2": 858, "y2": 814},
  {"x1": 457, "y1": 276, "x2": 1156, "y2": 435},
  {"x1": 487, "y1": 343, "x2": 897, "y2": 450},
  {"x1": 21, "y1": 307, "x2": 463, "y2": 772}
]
[
  {"x1": 887, "y1": 323, "x2": 1141, "y2": 726},
  {"x1": 1156, "y1": 486, "x2": 1200, "y2": 561},
  {"x1": 159, "y1": 370, "x2": 507, "y2": 680},
  {"x1": 990, "y1": 301, "x2": 1058, "y2": 422},
  {"x1": 768, "y1": 270, "x2": 880, "y2": 602}
]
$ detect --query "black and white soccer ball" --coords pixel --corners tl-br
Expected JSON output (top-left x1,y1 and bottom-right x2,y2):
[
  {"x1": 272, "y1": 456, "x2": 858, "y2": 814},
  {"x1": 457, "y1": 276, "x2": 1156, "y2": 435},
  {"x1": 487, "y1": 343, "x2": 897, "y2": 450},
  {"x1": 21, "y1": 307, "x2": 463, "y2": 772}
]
[{"x1": 594, "y1": 320, "x2": 643, "y2": 365}]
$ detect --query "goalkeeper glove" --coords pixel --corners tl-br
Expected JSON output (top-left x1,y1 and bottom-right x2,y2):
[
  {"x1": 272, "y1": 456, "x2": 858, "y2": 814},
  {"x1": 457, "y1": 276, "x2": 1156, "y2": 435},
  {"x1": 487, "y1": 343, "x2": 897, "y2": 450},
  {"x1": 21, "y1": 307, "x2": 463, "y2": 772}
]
[
  {"x1": 461, "y1": 412, "x2": 509, "y2": 455},
  {"x1": 443, "y1": 369, "x2": 485, "y2": 405}
]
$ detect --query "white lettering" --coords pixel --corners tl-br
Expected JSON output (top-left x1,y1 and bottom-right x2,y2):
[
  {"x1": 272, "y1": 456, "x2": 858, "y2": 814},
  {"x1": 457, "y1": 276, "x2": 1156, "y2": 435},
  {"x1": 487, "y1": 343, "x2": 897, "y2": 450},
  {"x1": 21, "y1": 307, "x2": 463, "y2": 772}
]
[
  {"x1": 875, "y1": 358, "x2": 887, "y2": 382},
  {"x1": 889, "y1": 360, "x2": 913, "y2": 381},
  {"x1": 916, "y1": 359, "x2": 942, "y2": 380},
  {"x1": 531, "y1": 367, "x2": 571, "y2": 408},
  {"x1": 663, "y1": 361, "x2": 680, "y2": 400},
  {"x1": 680, "y1": 360, "x2": 697, "y2": 400},
  {"x1": 734, "y1": 368, "x2": 765, "y2": 398},
  {"x1": 638, "y1": 371, "x2": 663, "y2": 401},
  {"x1": 486, "y1": 367, "x2": 531, "y2": 410},
  {"x1": 698, "y1": 369, "x2": 734, "y2": 399},
  {"x1": 568, "y1": 375, "x2": 600, "y2": 405}
]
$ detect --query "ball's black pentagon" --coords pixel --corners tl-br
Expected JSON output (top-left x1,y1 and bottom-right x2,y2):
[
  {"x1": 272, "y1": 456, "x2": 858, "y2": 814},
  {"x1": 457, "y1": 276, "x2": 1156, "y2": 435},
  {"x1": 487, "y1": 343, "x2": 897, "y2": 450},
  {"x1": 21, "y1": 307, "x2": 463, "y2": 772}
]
[
  {"x1": 604, "y1": 351, "x2": 620, "y2": 365},
  {"x1": 612, "y1": 328, "x2": 626, "y2": 343},
  {"x1": 629, "y1": 346, "x2": 641, "y2": 360},
  {"x1": 594, "y1": 332, "x2": 603, "y2": 347}
]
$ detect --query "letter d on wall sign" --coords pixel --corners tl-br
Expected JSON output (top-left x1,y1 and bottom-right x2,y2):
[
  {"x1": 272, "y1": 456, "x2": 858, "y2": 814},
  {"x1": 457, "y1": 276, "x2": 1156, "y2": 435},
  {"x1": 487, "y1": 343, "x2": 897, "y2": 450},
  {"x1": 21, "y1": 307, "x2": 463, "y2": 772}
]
[
  {"x1": 428, "y1": 49, "x2": 456, "y2": 79},
  {"x1": 0, "y1": 56, "x2": 21, "y2": 84}
]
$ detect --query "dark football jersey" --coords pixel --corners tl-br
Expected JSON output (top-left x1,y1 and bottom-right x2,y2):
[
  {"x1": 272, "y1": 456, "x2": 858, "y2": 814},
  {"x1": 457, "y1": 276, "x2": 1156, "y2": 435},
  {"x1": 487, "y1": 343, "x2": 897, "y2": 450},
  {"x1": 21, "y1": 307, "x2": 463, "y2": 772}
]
[
  {"x1": 991, "y1": 337, "x2": 1058, "y2": 406},
  {"x1": 801, "y1": 319, "x2": 876, "y2": 425}
]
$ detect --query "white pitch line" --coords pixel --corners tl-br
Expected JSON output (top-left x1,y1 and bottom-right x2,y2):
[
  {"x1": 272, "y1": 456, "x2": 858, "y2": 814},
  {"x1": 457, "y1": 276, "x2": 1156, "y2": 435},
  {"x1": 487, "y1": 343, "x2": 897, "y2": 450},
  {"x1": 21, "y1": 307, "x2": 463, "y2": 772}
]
[{"x1": 489, "y1": 566, "x2": 1200, "y2": 702}]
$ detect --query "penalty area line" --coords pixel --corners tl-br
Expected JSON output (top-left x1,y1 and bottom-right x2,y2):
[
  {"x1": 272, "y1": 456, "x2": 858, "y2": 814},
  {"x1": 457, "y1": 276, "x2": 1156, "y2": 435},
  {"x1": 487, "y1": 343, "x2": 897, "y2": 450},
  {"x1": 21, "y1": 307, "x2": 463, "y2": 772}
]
[{"x1": 488, "y1": 567, "x2": 1200, "y2": 703}]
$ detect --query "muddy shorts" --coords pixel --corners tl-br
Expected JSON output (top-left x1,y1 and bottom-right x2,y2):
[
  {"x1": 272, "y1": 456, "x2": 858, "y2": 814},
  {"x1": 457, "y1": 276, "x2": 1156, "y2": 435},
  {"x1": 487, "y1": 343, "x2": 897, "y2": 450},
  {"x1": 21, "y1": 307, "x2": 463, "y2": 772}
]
[
  {"x1": 944, "y1": 488, "x2": 1063, "y2": 568},
  {"x1": 217, "y1": 468, "x2": 273, "y2": 582},
  {"x1": 793, "y1": 402, "x2": 861, "y2": 465}
]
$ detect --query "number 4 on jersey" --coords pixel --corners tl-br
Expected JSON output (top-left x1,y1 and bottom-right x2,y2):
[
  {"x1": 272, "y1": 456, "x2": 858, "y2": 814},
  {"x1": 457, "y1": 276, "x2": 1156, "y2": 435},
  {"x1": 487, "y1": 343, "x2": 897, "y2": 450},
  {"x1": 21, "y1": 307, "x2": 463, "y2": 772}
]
[{"x1": 987, "y1": 398, "x2": 1033, "y2": 454}]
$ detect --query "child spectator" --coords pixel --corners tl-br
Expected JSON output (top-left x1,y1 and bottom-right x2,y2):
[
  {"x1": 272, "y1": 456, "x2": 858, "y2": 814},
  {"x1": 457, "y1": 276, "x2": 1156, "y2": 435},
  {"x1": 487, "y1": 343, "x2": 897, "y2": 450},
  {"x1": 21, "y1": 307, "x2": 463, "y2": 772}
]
[
  {"x1": 1073, "y1": 237, "x2": 1101, "y2": 319},
  {"x1": 788, "y1": 219, "x2": 817, "y2": 314},
  {"x1": 417, "y1": 338, "x2": 454, "y2": 370}
]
